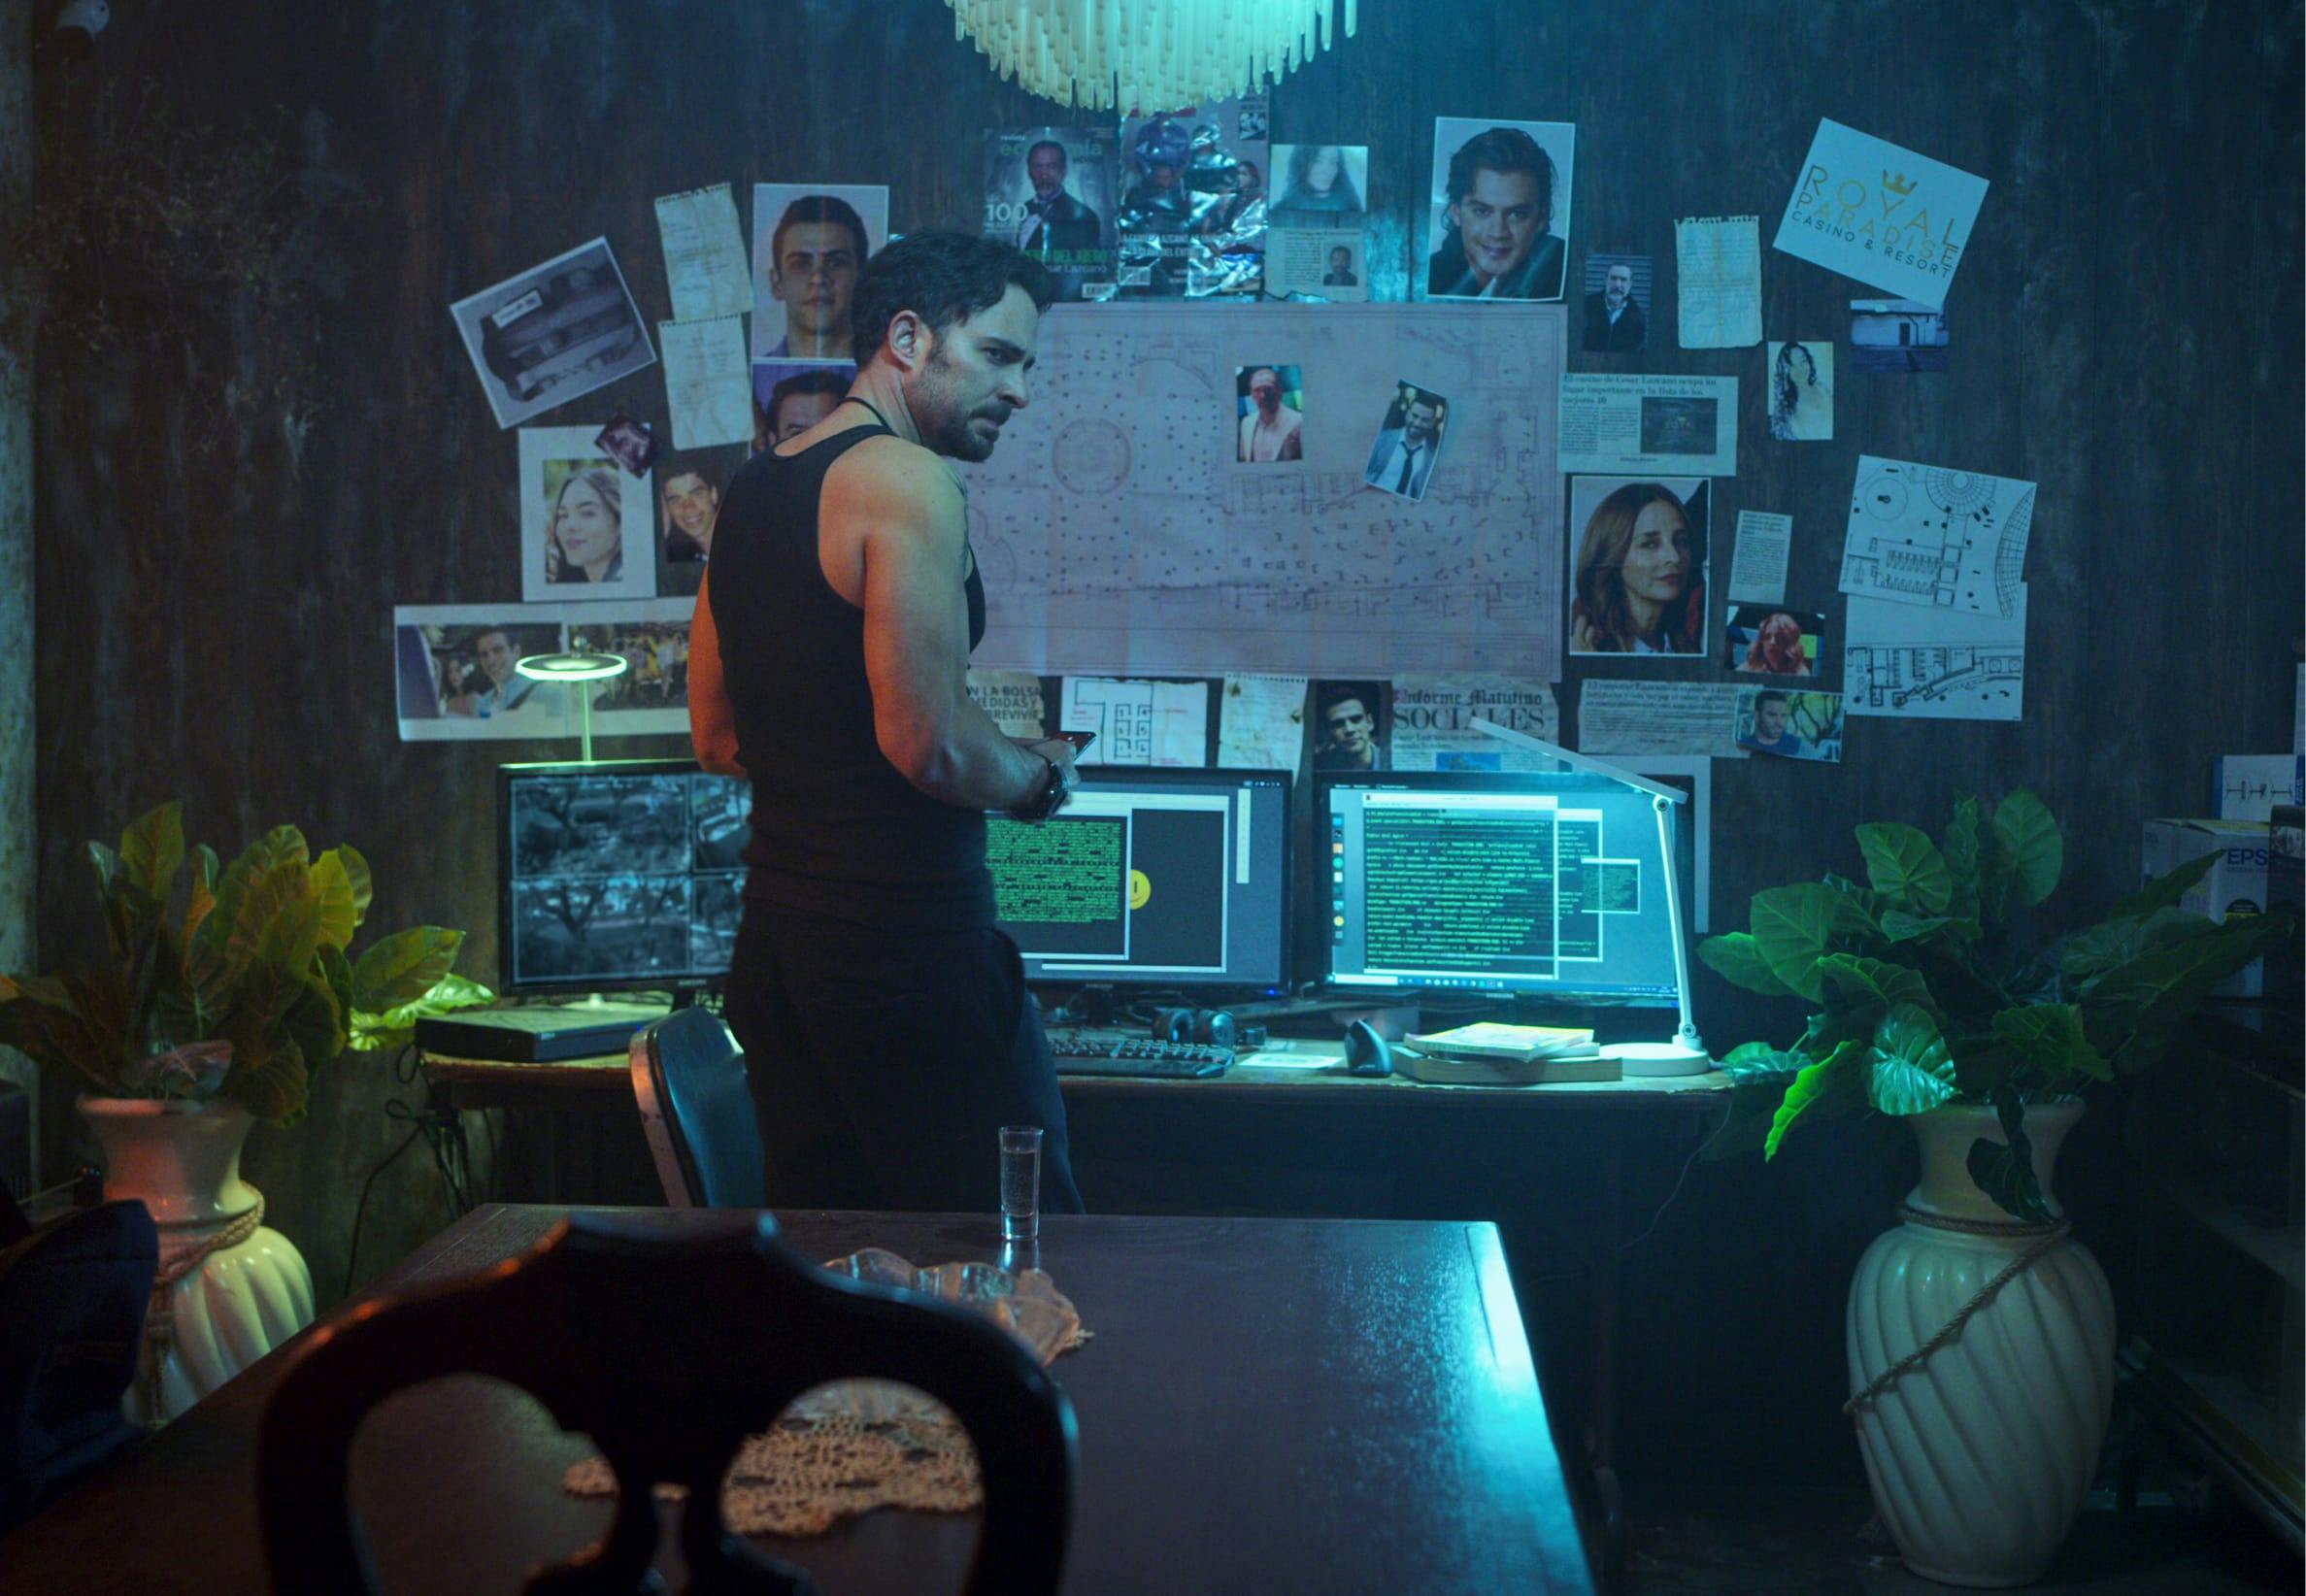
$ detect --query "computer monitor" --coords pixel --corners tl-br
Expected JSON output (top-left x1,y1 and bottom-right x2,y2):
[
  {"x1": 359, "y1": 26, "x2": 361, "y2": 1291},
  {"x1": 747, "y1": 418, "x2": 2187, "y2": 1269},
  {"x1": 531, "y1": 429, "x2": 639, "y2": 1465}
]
[
  {"x1": 988, "y1": 768, "x2": 1291, "y2": 995},
  {"x1": 498, "y1": 759, "x2": 751, "y2": 993},
  {"x1": 1320, "y1": 770, "x2": 1683, "y2": 1003}
]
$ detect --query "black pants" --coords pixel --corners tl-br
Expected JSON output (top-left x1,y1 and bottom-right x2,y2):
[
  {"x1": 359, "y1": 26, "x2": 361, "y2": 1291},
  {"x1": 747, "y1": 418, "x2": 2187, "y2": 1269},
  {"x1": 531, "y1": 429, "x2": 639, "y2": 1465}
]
[{"x1": 721, "y1": 906, "x2": 1084, "y2": 1215}]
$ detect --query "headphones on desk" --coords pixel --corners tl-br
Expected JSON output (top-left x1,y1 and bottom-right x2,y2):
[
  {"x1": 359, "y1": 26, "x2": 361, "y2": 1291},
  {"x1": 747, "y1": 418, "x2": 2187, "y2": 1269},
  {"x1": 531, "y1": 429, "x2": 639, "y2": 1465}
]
[{"x1": 1152, "y1": 1006, "x2": 1239, "y2": 1048}]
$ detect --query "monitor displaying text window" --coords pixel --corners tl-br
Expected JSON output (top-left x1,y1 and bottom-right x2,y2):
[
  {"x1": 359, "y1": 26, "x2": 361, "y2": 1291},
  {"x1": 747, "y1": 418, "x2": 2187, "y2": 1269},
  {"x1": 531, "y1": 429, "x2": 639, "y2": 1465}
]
[
  {"x1": 1320, "y1": 771, "x2": 1682, "y2": 1002},
  {"x1": 498, "y1": 759, "x2": 752, "y2": 993},
  {"x1": 988, "y1": 768, "x2": 1290, "y2": 993}
]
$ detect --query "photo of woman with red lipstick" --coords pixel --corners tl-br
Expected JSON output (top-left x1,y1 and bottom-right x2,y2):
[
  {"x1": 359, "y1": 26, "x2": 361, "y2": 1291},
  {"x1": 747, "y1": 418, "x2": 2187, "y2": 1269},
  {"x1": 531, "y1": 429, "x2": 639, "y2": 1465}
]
[{"x1": 1567, "y1": 477, "x2": 1710, "y2": 655}]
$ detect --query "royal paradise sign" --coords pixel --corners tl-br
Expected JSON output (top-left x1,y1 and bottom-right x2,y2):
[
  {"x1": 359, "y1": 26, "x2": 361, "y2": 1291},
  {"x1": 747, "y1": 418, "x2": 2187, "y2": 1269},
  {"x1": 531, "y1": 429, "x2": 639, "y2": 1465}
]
[{"x1": 1772, "y1": 119, "x2": 1989, "y2": 310}]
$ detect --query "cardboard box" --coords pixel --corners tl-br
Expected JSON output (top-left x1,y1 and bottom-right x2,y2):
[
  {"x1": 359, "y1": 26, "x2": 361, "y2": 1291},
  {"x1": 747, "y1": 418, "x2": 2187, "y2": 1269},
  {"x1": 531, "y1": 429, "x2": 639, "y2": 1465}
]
[{"x1": 2141, "y1": 818, "x2": 2273, "y2": 997}]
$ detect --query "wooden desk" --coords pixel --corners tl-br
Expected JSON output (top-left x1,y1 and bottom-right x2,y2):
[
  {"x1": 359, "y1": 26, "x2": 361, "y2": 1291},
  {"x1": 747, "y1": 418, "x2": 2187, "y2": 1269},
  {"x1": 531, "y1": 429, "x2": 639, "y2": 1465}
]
[{"x1": 2, "y1": 1206, "x2": 1596, "y2": 1595}]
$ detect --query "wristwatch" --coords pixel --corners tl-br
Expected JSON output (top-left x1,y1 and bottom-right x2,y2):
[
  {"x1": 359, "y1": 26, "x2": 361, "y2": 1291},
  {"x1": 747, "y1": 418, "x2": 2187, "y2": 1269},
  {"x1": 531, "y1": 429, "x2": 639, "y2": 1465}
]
[{"x1": 1008, "y1": 750, "x2": 1070, "y2": 823}]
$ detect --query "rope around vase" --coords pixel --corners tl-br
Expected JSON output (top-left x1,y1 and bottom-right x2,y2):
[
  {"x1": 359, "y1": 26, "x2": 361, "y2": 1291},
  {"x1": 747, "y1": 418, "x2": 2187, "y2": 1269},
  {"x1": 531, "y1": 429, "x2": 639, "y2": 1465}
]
[
  {"x1": 143, "y1": 1187, "x2": 266, "y2": 1430},
  {"x1": 1841, "y1": 1205, "x2": 2072, "y2": 1418}
]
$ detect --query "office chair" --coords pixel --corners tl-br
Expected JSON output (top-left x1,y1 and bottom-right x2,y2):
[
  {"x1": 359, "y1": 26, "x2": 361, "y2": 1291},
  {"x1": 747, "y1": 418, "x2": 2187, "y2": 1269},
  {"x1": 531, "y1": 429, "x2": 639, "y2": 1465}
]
[
  {"x1": 256, "y1": 1211, "x2": 1077, "y2": 1595},
  {"x1": 630, "y1": 1006, "x2": 767, "y2": 1208}
]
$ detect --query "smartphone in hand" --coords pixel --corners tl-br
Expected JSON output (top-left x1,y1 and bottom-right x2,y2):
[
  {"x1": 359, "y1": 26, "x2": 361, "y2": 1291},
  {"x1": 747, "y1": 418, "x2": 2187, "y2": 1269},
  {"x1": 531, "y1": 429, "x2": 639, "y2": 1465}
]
[{"x1": 1055, "y1": 730, "x2": 1096, "y2": 752}]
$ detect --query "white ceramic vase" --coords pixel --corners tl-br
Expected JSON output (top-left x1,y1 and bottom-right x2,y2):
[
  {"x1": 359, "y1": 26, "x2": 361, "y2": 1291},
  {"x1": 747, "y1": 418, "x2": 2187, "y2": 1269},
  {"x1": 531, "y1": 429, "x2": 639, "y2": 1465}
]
[
  {"x1": 79, "y1": 1097, "x2": 316, "y2": 1427},
  {"x1": 1846, "y1": 1099, "x2": 2116, "y2": 1587}
]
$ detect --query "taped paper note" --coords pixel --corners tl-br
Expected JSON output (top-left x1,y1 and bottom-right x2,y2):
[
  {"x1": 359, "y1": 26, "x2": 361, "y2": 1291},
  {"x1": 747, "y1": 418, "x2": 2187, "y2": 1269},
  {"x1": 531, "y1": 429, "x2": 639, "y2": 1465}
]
[
  {"x1": 1389, "y1": 675, "x2": 1559, "y2": 771},
  {"x1": 1674, "y1": 216, "x2": 1761, "y2": 349},
  {"x1": 1060, "y1": 678, "x2": 1210, "y2": 766},
  {"x1": 1579, "y1": 681, "x2": 1746, "y2": 759},
  {"x1": 1845, "y1": 589, "x2": 2027, "y2": 721},
  {"x1": 1558, "y1": 374, "x2": 1738, "y2": 477},
  {"x1": 1840, "y1": 456, "x2": 2033, "y2": 617},
  {"x1": 968, "y1": 669, "x2": 1048, "y2": 738},
  {"x1": 1727, "y1": 511, "x2": 1793, "y2": 605},
  {"x1": 653, "y1": 183, "x2": 753, "y2": 323},
  {"x1": 1217, "y1": 674, "x2": 1308, "y2": 769},
  {"x1": 659, "y1": 316, "x2": 754, "y2": 449},
  {"x1": 1774, "y1": 120, "x2": 1988, "y2": 310}
]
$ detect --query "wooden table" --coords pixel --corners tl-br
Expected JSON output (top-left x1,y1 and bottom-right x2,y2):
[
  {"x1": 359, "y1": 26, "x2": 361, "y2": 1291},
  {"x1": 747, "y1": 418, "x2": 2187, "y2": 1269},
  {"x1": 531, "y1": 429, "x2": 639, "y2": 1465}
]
[
  {"x1": 1, "y1": 1206, "x2": 1597, "y2": 1595},
  {"x1": 422, "y1": 1044, "x2": 1729, "y2": 1480}
]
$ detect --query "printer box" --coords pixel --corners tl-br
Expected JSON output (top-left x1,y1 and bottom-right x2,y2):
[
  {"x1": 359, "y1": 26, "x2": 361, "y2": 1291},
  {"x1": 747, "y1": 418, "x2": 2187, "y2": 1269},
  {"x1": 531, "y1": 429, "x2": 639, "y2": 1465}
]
[{"x1": 2140, "y1": 818, "x2": 2272, "y2": 997}]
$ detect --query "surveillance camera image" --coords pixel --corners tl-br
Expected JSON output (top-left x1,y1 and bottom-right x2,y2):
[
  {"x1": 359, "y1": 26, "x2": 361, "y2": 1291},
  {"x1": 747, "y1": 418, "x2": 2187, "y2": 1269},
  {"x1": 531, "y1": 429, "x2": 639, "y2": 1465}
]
[{"x1": 503, "y1": 766, "x2": 752, "y2": 986}]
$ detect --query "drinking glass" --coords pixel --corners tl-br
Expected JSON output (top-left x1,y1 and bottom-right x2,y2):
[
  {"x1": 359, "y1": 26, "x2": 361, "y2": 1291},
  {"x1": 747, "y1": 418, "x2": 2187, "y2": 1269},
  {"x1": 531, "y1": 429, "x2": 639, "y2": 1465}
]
[{"x1": 999, "y1": 1125, "x2": 1043, "y2": 1242}]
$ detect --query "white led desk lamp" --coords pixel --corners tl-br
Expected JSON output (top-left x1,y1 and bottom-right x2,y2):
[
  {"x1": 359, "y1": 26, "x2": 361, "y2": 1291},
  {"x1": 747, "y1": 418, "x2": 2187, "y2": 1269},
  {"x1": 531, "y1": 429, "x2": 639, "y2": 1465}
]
[
  {"x1": 1468, "y1": 717, "x2": 1711, "y2": 1077},
  {"x1": 515, "y1": 651, "x2": 630, "y2": 765}
]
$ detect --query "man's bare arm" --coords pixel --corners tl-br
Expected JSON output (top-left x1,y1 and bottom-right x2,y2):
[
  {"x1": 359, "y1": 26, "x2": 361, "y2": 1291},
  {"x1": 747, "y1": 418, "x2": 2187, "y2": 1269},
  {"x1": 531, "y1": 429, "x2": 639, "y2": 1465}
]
[
  {"x1": 839, "y1": 443, "x2": 1073, "y2": 810},
  {"x1": 687, "y1": 569, "x2": 746, "y2": 777}
]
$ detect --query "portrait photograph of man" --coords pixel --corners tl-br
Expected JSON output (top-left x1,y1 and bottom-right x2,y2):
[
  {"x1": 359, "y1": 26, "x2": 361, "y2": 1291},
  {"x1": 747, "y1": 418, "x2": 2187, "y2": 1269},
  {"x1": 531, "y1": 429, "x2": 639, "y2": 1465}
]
[
  {"x1": 657, "y1": 449, "x2": 742, "y2": 566},
  {"x1": 749, "y1": 361, "x2": 854, "y2": 455},
  {"x1": 1422, "y1": 117, "x2": 1575, "y2": 303},
  {"x1": 1363, "y1": 382, "x2": 1449, "y2": 503},
  {"x1": 748, "y1": 183, "x2": 887, "y2": 360},
  {"x1": 1235, "y1": 364, "x2": 1305, "y2": 462},
  {"x1": 391, "y1": 604, "x2": 569, "y2": 741},
  {"x1": 985, "y1": 126, "x2": 1117, "y2": 297},
  {"x1": 1582, "y1": 253, "x2": 1651, "y2": 351},
  {"x1": 1313, "y1": 682, "x2": 1387, "y2": 771}
]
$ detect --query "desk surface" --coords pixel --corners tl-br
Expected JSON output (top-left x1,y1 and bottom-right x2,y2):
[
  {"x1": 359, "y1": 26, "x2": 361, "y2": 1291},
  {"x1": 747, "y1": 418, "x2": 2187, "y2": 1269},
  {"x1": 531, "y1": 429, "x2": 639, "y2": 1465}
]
[
  {"x1": 5, "y1": 1206, "x2": 1594, "y2": 1595},
  {"x1": 424, "y1": 1041, "x2": 1733, "y2": 1114}
]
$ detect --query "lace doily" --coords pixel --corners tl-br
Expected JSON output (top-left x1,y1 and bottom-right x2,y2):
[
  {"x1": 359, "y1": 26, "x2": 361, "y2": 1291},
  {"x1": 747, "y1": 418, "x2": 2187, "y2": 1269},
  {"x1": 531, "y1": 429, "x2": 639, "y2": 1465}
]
[{"x1": 561, "y1": 1252, "x2": 1087, "y2": 1538}]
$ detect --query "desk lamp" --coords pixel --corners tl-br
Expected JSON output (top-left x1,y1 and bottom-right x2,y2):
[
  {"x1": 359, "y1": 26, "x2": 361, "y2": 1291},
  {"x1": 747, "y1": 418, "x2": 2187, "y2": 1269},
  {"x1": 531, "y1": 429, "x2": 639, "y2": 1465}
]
[
  {"x1": 515, "y1": 651, "x2": 629, "y2": 765},
  {"x1": 1469, "y1": 718, "x2": 1711, "y2": 1077}
]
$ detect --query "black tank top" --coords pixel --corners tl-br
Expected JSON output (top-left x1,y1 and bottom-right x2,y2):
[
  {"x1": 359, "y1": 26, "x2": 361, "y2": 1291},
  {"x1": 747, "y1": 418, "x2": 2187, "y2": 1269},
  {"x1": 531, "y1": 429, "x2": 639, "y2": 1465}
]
[{"x1": 710, "y1": 422, "x2": 993, "y2": 929}]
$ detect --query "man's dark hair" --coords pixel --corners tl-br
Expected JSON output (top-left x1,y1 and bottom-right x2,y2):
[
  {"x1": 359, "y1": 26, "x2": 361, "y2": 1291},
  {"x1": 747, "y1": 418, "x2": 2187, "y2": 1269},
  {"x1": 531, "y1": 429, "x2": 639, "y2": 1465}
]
[
  {"x1": 1026, "y1": 139, "x2": 1067, "y2": 168},
  {"x1": 850, "y1": 231, "x2": 1057, "y2": 366},
  {"x1": 1755, "y1": 690, "x2": 1790, "y2": 709},
  {"x1": 768, "y1": 366, "x2": 849, "y2": 428},
  {"x1": 1322, "y1": 689, "x2": 1371, "y2": 718},
  {"x1": 771, "y1": 195, "x2": 870, "y2": 269},
  {"x1": 1444, "y1": 126, "x2": 1556, "y2": 226}
]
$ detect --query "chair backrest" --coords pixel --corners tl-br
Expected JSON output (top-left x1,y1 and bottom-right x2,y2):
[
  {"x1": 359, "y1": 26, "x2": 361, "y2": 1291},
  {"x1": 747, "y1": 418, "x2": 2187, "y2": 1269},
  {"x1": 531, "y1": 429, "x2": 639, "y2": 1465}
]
[
  {"x1": 257, "y1": 1211, "x2": 1076, "y2": 1595},
  {"x1": 629, "y1": 1006, "x2": 766, "y2": 1208}
]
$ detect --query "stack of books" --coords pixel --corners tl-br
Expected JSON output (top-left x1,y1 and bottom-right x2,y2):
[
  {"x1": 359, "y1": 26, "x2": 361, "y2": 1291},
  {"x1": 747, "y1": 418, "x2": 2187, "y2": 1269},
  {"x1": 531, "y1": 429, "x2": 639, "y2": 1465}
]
[{"x1": 1397, "y1": 1022, "x2": 1620, "y2": 1085}]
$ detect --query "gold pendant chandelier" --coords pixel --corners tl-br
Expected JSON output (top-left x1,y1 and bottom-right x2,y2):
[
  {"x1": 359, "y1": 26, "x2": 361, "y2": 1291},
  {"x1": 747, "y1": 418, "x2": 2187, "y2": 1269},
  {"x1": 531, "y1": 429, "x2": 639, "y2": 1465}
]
[{"x1": 944, "y1": 0, "x2": 1358, "y2": 113}]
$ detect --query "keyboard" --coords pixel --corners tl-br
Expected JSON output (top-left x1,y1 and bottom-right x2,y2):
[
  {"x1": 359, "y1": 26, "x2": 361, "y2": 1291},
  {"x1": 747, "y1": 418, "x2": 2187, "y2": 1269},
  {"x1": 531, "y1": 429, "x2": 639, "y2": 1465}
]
[{"x1": 1049, "y1": 1031, "x2": 1234, "y2": 1079}]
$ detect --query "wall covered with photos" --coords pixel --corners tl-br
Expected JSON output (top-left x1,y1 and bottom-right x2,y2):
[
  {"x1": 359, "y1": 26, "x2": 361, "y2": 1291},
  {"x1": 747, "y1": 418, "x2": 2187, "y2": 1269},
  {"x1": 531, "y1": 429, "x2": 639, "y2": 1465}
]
[{"x1": 18, "y1": 0, "x2": 2303, "y2": 1483}]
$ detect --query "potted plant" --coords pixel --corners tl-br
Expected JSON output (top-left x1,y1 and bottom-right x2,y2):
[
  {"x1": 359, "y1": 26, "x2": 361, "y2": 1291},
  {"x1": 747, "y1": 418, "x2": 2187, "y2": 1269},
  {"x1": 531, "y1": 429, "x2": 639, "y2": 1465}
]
[
  {"x1": 0, "y1": 801, "x2": 493, "y2": 1423},
  {"x1": 1699, "y1": 791, "x2": 2289, "y2": 1587}
]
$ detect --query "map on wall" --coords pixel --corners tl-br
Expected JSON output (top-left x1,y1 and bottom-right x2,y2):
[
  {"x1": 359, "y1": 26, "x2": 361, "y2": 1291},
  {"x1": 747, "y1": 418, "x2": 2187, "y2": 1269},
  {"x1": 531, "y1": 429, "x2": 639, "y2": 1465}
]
[{"x1": 963, "y1": 302, "x2": 1569, "y2": 678}]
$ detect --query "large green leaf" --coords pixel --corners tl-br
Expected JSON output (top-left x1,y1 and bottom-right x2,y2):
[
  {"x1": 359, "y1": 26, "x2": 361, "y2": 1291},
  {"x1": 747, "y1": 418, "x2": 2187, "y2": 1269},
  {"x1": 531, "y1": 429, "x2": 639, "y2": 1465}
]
[
  {"x1": 1718, "y1": 1040, "x2": 1805, "y2": 1080},
  {"x1": 184, "y1": 843, "x2": 221, "y2": 947},
  {"x1": 119, "y1": 801, "x2": 186, "y2": 903},
  {"x1": 281, "y1": 967, "x2": 347, "y2": 1068},
  {"x1": 203, "y1": 858, "x2": 314, "y2": 1003},
  {"x1": 349, "y1": 971, "x2": 496, "y2": 1051},
  {"x1": 1867, "y1": 1002, "x2": 1959, "y2": 1114},
  {"x1": 1990, "y1": 792, "x2": 2062, "y2": 907},
  {"x1": 0, "y1": 991, "x2": 116, "y2": 1090},
  {"x1": 2083, "y1": 914, "x2": 2291, "y2": 1071},
  {"x1": 1856, "y1": 823, "x2": 1953, "y2": 914},
  {"x1": 333, "y1": 844, "x2": 373, "y2": 930},
  {"x1": 1880, "y1": 909, "x2": 1982, "y2": 948},
  {"x1": 1989, "y1": 1002, "x2": 2109, "y2": 1085},
  {"x1": 1696, "y1": 933, "x2": 1795, "y2": 996},
  {"x1": 221, "y1": 1029, "x2": 308, "y2": 1125},
  {"x1": 1817, "y1": 953, "x2": 1938, "y2": 1018},
  {"x1": 308, "y1": 850, "x2": 359, "y2": 952},
  {"x1": 1750, "y1": 883, "x2": 1862, "y2": 1002},
  {"x1": 1940, "y1": 798, "x2": 1983, "y2": 920},
  {"x1": 1764, "y1": 1039, "x2": 1867, "y2": 1158},
  {"x1": 2101, "y1": 851, "x2": 2219, "y2": 924},
  {"x1": 2058, "y1": 907, "x2": 2211, "y2": 981},
  {"x1": 1967, "y1": 1087, "x2": 2053, "y2": 1222},
  {"x1": 351, "y1": 927, "x2": 465, "y2": 1013}
]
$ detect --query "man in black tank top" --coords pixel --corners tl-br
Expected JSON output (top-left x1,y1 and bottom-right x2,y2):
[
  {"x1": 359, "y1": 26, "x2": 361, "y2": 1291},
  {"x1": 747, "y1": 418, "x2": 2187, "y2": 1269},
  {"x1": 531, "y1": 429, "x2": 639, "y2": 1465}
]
[{"x1": 690, "y1": 232, "x2": 1086, "y2": 1215}]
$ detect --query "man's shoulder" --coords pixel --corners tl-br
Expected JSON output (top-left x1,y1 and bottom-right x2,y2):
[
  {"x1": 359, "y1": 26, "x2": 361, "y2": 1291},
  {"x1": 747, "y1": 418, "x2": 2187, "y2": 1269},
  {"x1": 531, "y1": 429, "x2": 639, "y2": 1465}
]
[{"x1": 825, "y1": 433, "x2": 961, "y2": 516}]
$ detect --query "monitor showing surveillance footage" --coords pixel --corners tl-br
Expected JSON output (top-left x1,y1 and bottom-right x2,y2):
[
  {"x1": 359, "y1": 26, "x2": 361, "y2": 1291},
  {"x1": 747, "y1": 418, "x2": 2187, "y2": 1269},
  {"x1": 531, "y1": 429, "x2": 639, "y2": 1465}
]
[{"x1": 497, "y1": 760, "x2": 751, "y2": 992}]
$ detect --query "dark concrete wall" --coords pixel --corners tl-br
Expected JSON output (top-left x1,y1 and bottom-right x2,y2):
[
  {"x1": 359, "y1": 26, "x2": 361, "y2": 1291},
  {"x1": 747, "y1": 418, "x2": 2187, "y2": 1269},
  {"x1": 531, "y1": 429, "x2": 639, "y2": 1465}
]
[{"x1": 21, "y1": 0, "x2": 2302, "y2": 1484}]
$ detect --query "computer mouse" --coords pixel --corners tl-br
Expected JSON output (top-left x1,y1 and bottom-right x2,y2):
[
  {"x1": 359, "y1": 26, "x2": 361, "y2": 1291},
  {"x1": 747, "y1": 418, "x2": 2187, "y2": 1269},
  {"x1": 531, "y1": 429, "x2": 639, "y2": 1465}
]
[{"x1": 1342, "y1": 1019, "x2": 1392, "y2": 1077}]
